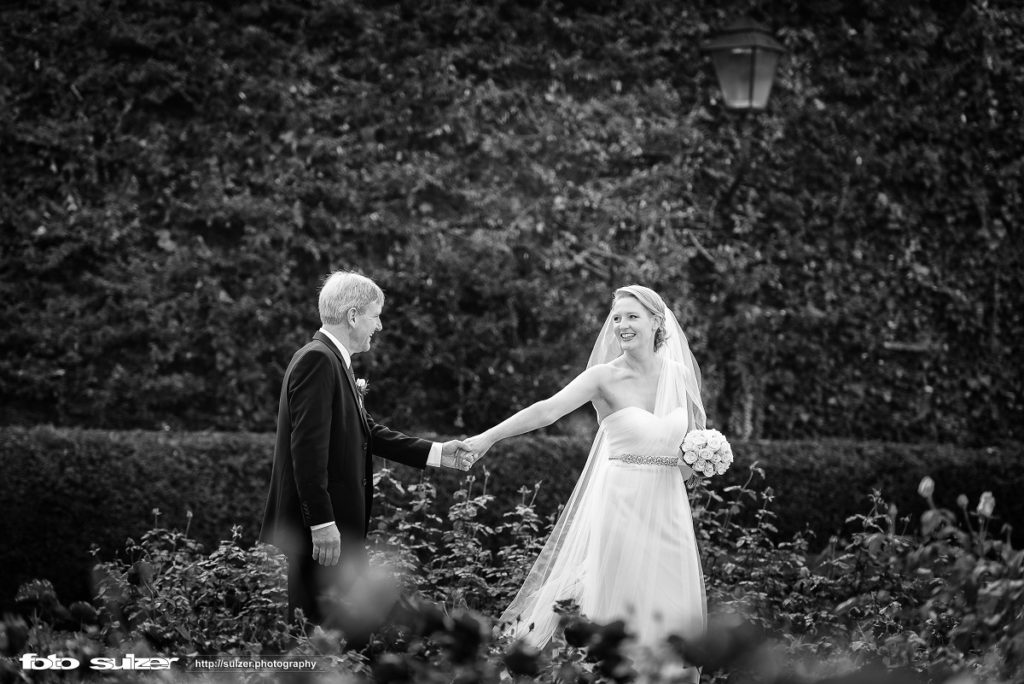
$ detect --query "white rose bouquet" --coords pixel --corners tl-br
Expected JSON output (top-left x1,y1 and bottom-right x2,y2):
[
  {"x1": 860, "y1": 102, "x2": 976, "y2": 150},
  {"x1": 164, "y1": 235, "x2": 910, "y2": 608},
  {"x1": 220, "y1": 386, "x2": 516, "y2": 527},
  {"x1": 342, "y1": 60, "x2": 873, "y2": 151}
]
[{"x1": 680, "y1": 429, "x2": 734, "y2": 478}]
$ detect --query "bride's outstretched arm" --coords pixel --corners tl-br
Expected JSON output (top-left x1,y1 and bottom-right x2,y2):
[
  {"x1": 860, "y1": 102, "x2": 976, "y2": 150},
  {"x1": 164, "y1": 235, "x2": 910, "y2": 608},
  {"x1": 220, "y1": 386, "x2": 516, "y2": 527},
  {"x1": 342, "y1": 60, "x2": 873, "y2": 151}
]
[{"x1": 464, "y1": 366, "x2": 604, "y2": 458}]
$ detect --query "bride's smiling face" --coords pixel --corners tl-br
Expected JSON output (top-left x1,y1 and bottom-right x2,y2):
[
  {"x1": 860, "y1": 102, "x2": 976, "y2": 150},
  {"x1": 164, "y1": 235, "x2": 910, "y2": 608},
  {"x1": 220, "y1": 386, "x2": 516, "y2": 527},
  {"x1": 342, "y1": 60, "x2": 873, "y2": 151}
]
[{"x1": 610, "y1": 296, "x2": 657, "y2": 352}]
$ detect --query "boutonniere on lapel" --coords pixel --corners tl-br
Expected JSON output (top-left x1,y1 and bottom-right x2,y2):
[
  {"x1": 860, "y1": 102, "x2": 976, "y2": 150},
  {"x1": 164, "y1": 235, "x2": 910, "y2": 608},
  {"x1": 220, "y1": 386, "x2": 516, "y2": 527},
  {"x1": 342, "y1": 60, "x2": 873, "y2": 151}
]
[{"x1": 355, "y1": 378, "x2": 369, "y2": 407}]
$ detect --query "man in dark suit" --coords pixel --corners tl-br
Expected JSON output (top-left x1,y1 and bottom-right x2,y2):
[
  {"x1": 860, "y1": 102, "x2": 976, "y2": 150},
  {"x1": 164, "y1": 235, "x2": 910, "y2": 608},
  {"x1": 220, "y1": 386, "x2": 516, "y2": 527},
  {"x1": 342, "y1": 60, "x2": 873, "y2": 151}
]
[{"x1": 260, "y1": 271, "x2": 471, "y2": 633}]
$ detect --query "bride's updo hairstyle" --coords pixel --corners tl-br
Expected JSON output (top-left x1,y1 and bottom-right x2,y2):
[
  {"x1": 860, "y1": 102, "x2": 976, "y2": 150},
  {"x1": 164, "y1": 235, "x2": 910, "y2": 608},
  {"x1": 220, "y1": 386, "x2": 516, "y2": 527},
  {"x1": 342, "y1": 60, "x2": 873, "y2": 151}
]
[{"x1": 613, "y1": 285, "x2": 669, "y2": 351}]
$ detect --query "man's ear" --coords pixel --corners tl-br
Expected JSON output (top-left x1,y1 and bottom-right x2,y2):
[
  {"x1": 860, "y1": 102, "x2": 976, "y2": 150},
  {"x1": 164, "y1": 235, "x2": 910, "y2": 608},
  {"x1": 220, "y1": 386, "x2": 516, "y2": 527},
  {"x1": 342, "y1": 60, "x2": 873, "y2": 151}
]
[{"x1": 347, "y1": 307, "x2": 359, "y2": 326}]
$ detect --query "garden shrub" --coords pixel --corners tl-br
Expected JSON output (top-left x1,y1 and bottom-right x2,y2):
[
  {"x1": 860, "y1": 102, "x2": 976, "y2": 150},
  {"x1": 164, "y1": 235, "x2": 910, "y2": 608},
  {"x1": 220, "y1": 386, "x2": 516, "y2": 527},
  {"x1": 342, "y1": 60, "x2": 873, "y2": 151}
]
[
  {"x1": 4, "y1": 465, "x2": 1020, "y2": 683},
  {"x1": 2, "y1": 426, "x2": 1020, "y2": 611}
]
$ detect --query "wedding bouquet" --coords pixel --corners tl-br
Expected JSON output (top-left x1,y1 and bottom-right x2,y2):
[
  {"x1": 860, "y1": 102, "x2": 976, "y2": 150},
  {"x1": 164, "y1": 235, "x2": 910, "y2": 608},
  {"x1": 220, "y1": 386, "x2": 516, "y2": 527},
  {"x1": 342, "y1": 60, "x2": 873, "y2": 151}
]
[{"x1": 681, "y1": 429, "x2": 733, "y2": 477}]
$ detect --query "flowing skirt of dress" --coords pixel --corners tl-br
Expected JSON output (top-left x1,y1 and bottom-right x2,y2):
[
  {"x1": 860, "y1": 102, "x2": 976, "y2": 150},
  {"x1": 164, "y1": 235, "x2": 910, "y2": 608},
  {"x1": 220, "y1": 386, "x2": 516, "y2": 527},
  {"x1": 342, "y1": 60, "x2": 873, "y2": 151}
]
[
  {"x1": 502, "y1": 413, "x2": 706, "y2": 684},
  {"x1": 502, "y1": 385, "x2": 707, "y2": 684},
  {"x1": 581, "y1": 458, "x2": 706, "y2": 650}
]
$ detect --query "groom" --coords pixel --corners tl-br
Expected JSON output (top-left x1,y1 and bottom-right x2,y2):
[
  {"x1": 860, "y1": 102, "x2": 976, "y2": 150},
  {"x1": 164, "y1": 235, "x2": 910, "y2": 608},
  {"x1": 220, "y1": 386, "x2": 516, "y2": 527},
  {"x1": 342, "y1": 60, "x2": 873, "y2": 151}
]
[{"x1": 260, "y1": 270, "x2": 472, "y2": 631}]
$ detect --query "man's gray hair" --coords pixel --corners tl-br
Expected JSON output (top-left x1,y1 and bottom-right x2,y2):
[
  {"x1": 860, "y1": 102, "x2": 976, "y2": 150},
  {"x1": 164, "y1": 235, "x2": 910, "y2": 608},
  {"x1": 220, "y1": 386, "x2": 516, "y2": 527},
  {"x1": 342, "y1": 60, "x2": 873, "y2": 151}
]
[{"x1": 318, "y1": 271, "x2": 384, "y2": 325}]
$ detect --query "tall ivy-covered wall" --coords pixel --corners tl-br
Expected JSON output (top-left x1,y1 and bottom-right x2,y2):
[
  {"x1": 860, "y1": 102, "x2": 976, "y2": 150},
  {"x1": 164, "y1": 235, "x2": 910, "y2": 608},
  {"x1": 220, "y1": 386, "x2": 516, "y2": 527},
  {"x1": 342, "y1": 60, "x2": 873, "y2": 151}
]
[{"x1": 1, "y1": 0, "x2": 1021, "y2": 444}]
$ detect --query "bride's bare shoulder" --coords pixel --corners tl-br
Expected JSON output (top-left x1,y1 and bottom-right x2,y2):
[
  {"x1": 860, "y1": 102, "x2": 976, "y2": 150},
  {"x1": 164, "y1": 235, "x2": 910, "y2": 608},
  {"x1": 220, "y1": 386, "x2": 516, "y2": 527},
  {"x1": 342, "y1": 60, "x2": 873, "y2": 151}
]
[
  {"x1": 586, "y1": 361, "x2": 623, "y2": 382},
  {"x1": 585, "y1": 363, "x2": 629, "y2": 406},
  {"x1": 582, "y1": 364, "x2": 615, "y2": 414}
]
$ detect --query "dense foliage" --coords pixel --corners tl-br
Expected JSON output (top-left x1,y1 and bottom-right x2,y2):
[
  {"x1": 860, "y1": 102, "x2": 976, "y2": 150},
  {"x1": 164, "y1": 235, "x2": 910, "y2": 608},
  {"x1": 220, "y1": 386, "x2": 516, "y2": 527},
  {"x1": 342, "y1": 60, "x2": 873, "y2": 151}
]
[
  {"x1": 3, "y1": 468, "x2": 1020, "y2": 682},
  {"x1": 1, "y1": 0, "x2": 1022, "y2": 444},
  {"x1": 2, "y1": 425, "x2": 1021, "y2": 615}
]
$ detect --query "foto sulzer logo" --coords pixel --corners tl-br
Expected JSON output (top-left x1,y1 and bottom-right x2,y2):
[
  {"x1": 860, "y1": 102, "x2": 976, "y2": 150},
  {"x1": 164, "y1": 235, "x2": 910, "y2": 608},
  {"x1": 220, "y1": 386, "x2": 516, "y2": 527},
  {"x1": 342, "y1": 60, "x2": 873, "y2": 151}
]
[{"x1": 21, "y1": 653, "x2": 180, "y2": 671}]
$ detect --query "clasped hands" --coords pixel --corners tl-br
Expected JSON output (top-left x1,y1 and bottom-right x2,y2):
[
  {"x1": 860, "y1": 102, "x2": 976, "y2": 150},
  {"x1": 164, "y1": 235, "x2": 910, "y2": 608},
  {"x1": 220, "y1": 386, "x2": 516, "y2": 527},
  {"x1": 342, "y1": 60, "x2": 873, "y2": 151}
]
[{"x1": 439, "y1": 434, "x2": 493, "y2": 471}]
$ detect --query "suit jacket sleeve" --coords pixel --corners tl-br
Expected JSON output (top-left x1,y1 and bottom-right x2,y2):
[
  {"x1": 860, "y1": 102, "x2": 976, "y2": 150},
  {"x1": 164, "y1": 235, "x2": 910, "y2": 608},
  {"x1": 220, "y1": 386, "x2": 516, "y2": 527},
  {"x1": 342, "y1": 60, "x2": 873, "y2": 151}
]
[
  {"x1": 366, "y1": 414, "x2": 431, "y2": 468},
  {"x1": 288, "y1": 350, "x2": 336, "y2": 526}
]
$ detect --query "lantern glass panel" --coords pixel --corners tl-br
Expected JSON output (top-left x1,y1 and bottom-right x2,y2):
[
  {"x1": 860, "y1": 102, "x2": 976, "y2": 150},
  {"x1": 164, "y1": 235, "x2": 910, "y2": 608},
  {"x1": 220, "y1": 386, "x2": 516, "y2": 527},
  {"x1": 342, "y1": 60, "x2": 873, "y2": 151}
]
[{"x1": 711, "y1": 47, "x2": 781, "y2": 110}]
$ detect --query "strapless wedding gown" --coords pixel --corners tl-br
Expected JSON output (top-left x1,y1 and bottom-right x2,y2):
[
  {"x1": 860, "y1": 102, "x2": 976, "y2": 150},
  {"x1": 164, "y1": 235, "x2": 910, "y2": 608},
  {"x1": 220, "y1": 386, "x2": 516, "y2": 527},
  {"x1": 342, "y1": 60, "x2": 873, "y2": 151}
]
[{"x1": 579, "y1": 405, "x2": 706, "y2": 651}]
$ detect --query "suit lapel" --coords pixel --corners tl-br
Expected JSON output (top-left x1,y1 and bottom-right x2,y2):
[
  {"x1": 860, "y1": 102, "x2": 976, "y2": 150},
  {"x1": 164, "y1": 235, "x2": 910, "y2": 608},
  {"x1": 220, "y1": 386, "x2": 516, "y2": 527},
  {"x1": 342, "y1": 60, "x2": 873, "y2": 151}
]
[
  {"x1": 313, "y1": 332, "x2": 370, "y2": 435},
  {"x1": 341, "y1": 363, "x2": 371, "y2": 435}
]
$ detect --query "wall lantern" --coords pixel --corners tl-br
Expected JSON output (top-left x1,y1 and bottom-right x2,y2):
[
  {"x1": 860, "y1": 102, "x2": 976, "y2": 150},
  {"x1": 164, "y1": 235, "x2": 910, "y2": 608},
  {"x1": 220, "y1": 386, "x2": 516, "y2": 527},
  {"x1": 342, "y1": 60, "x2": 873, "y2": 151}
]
[{"x1": 701, "y1": 18, "x2": 785, "y2": 110}]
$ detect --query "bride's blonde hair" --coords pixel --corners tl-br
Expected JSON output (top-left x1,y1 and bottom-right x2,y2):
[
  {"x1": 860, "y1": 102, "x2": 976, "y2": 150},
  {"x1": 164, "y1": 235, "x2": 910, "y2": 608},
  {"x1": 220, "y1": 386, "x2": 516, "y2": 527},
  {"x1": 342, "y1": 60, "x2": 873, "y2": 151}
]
[{"x1": 613, "y1": 285, "x2": 670, "y2": 351}]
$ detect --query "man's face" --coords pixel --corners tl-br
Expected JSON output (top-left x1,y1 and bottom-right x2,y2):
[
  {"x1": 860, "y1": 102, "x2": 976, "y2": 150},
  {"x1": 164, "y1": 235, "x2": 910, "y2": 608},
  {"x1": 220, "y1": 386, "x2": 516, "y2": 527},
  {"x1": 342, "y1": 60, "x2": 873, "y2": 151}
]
[{"x1": 350, "y1": 300, "x2": 383, "y2": 353}]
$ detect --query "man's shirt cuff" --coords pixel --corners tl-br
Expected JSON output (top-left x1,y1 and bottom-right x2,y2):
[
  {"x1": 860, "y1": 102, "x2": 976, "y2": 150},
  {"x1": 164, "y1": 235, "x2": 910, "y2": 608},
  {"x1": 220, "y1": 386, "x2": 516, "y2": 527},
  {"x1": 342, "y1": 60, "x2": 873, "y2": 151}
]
[
  {"x1": 427, "y1": 442, "x2": 442, "y2": 467},
  {"x1": 310, "y1": 521, "x2": 335, "y2": 531}
]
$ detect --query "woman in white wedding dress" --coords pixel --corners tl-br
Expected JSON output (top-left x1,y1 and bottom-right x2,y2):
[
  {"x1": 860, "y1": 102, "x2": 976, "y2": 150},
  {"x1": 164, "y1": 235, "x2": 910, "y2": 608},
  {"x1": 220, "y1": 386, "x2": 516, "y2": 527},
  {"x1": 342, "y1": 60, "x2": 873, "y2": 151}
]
[{"x1": 465, "y1": 285, "x2": 706, "y2": 677}]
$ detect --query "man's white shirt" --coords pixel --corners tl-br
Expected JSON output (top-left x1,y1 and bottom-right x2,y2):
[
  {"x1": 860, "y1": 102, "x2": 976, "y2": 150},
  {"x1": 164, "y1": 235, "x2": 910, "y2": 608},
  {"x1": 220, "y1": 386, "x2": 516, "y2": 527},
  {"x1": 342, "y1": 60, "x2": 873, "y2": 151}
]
[{"x1": 310, "y1": 328, "x2": 442, "y2": 532}]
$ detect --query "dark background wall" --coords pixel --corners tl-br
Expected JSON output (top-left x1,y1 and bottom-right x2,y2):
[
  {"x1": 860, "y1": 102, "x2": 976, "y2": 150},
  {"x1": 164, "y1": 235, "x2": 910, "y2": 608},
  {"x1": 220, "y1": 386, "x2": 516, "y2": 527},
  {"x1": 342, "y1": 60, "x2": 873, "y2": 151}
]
[{"x1": 1, "y1": 0, "x2": 1021, "y2": 444}]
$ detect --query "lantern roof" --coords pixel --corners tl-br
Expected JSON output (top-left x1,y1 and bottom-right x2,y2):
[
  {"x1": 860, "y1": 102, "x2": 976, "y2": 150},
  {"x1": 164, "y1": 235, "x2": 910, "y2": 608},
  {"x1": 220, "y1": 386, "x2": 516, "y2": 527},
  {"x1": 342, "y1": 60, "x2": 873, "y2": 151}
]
[{"x1": 701, "y1": 18, "x2": 785, "y2": 54}]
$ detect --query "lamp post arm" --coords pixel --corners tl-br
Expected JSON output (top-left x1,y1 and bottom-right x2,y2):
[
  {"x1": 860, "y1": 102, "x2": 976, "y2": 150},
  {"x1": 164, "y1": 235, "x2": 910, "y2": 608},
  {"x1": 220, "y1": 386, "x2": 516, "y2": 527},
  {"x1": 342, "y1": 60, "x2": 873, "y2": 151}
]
[{"x1": 713, "y1": 113, "x2": 754, "y2": 228}]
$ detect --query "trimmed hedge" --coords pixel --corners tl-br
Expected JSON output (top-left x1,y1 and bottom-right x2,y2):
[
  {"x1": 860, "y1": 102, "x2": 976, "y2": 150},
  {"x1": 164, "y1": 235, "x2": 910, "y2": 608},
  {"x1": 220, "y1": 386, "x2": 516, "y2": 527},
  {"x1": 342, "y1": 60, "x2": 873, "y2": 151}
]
[
  {"x1": 0, "y1": 426, "x2": 275, "y2": 612},
  {"x1": 2, "y1": 426, "x2": 1021, "y2": 609}
]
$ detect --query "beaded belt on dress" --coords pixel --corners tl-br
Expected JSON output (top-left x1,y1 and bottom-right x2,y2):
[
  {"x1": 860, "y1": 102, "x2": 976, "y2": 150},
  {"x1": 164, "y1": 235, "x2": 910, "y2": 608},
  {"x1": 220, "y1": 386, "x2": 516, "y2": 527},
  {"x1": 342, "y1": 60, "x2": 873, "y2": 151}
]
[{"x1": 609, "y1": 453, "x2": 680, "y2": 467}]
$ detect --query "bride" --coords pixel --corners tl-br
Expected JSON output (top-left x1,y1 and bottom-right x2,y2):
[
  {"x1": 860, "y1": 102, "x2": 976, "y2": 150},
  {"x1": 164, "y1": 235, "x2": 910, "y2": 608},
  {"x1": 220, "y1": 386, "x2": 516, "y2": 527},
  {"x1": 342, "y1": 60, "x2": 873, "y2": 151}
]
[{"x1": 464, "y1": 285, "x2": 707, "y2": 675}]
